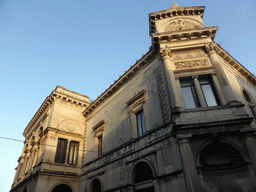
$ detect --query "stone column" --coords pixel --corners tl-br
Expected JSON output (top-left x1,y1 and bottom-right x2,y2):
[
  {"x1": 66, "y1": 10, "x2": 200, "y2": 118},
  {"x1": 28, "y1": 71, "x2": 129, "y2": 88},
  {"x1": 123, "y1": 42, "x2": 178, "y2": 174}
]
[
  {"x1": 13, "y1": 156, "x2": 24, "y2": 183},
  {"x1": 20, "y1": 151, "x2": 30, "y2": 179},
  {"x1": 193, "y1": 76, "x2": 207, "y2": 107},
  {"x1": 27, "y1": 142, "x2": 38, "y2": 173},
  {"x1": 243, "y1": 133, "x2": 256, "y2": 174},
  {"x1": 178, "y1": 137, "x2": 203, "y2": 192},
  {"x1": 160, "y1": 49, "x2": 182, "y2": 110},
  {"x1": 211, "y1": 73, "x2": 226, "y2": 105},
  {"x1": 205, "y1": 43, "x2": 238, "y2": 105}
]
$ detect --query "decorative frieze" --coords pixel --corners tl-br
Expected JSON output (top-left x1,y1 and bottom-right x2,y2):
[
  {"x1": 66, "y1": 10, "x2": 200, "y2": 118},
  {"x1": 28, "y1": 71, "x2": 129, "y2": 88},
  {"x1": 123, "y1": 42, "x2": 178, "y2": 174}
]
[
  {"x1": 174, "y1": 59, "x2": 209, "y2": 69},
  {"x1": 172, "y1": 49, "x2": 206, "y2": 60}
]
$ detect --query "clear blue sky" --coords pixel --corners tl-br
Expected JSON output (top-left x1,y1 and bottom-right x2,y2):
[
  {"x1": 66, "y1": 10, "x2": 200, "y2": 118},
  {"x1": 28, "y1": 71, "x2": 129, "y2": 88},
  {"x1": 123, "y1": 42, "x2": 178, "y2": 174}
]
[{"x1": 0, "y1": 0, "x2": 255, "y2": 191}]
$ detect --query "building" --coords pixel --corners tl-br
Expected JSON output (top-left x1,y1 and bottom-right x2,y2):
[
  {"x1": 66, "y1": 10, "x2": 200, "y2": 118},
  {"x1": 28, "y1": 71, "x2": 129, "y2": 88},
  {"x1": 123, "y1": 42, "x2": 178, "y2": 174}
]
[{"x1": 11, "y1": 3, "x2": 256, "y2": 192}]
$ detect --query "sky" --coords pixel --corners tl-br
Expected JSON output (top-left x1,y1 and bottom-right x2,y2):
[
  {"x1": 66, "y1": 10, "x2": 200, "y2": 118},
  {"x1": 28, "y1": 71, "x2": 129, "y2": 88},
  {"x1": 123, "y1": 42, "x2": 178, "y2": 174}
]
[{"x1": 0, "y1": 0, "x2": 255, "y2": 191}]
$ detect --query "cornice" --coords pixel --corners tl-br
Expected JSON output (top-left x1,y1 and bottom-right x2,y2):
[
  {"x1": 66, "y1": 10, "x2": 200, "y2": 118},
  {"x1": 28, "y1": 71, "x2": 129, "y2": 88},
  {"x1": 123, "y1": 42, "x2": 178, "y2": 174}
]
[
  {"x1": 24, "y1": 86, "x2": 90, "y2": 138},
  {"x1": 152, "y1": 26, "x2": 217, "y2": 44},
  {"x1": 213, "y1": 42, "x2": 256, "y2": 87},
  {"x1": 83, "y1": 47, "x2": 158, "y2": 116},
  {"x1": 149, "y1": 4, "x2": 205, "y2": 34}
]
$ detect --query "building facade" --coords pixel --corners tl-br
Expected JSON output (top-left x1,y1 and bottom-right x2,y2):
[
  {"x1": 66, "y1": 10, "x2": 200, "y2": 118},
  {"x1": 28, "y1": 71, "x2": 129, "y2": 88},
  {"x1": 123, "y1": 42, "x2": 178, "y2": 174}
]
[{"x1": 11, "y1": 3, "x2": 256, "y2": 192}]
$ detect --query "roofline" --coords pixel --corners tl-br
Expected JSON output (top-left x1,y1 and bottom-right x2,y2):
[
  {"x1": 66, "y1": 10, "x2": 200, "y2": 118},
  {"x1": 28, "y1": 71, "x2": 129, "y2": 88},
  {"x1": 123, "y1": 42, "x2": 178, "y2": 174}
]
[
  {"x1": 83, "y1": 46, "x2": 158, "y2": 116},
  {"x1": 214, "y1": 42, "x2": 256, "y2": 86}
]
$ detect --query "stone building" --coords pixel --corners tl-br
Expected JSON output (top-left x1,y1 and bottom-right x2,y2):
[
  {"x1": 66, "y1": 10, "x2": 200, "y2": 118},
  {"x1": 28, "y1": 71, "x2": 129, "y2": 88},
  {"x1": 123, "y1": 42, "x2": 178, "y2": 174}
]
[{"x1": 10, "y1": 3, "x2": 256, "y2": 192}]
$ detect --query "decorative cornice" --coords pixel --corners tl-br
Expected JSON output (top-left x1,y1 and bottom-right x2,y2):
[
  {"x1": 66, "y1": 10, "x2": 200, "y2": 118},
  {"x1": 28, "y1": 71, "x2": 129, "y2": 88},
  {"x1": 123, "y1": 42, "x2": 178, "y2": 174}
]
[
  {"x1": 149, "y1": 4, "x2": 205, "y2": 34},
  {"x1": 83, "y1": 47, "x2": 158, "y2": 116},
  {"x1": 126, "y1": 90, "x2": 147, "y2": 110},
  {"x1": 152, "y1": 26, "x2": 217, "y2": 44},
  {"x1": 24, "y1": 86, "x2": 90, "y2": 138},
  {"x1": 213, "y1": 42, "x2": 256, "y2": 87},
  {"x1": 92, "y1": 120, "x2": 105, "y2": 137}
]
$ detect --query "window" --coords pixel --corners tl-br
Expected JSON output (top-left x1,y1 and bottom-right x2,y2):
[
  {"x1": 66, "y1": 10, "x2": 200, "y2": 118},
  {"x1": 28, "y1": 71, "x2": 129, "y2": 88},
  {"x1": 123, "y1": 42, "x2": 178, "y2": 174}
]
[
  {"x1": 55, "y1": 138, "x2": 67, "y2": 163},
  {"x1": 180, "y1": 78, "x2": 200, "y2": 108},
  {"x1": 92, "y1": 120, "x2": 105, "y2": 158},
  {"x1": 180, "y1": 76, "x2": 219, "y2": 109},
  {"x1": 126, "y1": 90, "x2": 147, "y2": 138},
  {"x1": 68, "y1": 141, "x2": 79, "y2": 165},
  {"x1": 98, "y1": 136, "x2": 102, "y2": 157},
  {"x1": 132, "y1": 162, "x2": 155, "y2": 192},
  {"x1": 136, "y1": 110, "x2": 146, "y2": 137},
  {"x1": 199, "y1": 77, "x2": 219, "y2": 107},
  {"x1": 55, "y1": 138, "x2": 79, "y2": 164}
]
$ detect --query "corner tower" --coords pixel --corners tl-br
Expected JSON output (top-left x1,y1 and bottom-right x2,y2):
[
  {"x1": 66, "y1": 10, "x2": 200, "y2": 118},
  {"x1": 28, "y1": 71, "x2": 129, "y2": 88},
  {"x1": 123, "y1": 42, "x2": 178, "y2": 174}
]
[{"x1": 149, "y1": 3, "x2": 217, "y2": 49}]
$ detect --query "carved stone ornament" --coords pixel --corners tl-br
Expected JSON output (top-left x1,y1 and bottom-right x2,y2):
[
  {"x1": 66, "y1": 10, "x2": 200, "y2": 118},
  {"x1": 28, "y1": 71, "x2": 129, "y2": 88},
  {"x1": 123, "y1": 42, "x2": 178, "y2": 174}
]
[
  {"x1": 172, "y1": 49, "x2": 206, "y2": 60},
  {"x1": 174, "y1": 59, "x2": 209, "y2": 69},
  {"x1": 205, "y1": 43, "x2": 216, "y2": 53},
  {"x1": 165, "y1": 20, "x2": 203, "y2": 32},
  {"x1": 58, "y1": 120, "x2": 82, "y2": 134},
  {"x1": 160, "y1": 49, "x2": 172, "y2": 59}
]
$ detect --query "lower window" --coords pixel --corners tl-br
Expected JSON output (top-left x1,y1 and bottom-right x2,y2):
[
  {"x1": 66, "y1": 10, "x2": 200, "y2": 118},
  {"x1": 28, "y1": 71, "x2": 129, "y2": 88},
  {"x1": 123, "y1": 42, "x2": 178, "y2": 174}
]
[{"x1": 136, "y1": 110, "x2": 146, "y2": 137}]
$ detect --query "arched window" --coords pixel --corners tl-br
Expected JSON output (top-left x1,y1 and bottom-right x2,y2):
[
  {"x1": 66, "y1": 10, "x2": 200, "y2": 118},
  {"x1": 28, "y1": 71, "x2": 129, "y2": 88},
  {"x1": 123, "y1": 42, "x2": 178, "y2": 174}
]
[
  {"x1": 200, "y1": 142, "x2": 255, "y2": 192},
  {"x1": 91, "y1": 179, "x2": 101, "y2": 192},
  {"x1": 52, "y1": 184, "x2": 72, "y2": 192},
  {"x1": 132, "y1": 162, "x2": 155, "y2": 192},
  {"x1": 242, "y1": 88, "x2": 256, "y2": 118}
]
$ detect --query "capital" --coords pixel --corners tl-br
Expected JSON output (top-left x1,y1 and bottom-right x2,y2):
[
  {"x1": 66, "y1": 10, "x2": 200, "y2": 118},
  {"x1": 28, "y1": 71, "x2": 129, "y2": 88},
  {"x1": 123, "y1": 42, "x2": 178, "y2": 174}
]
[
  {"x1": 160, "y1": 49, "x2": 172, "y2": 60},
  {"x1": 205, "y1": 43, "x2": 216, "y2": 55}
]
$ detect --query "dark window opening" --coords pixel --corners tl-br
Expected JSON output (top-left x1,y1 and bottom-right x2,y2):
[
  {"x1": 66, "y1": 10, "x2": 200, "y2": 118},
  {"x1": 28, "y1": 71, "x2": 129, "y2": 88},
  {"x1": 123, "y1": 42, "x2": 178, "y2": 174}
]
[
  {"x1": 55, "y1": 138, "x2": 68, "y2": 163},
  {"x1": 98, "y1": 136, "x2": 102, "y2": 157},
  {"x1": 136, "y1": 110, "x2": 146, "y2": 137},
  {"x1": 68, "y1": 141, "x2": 79, "y2": 165},
  {"x1": 91, "y1": 179, "x2": 101, "y2": 192},
  {"x1": 52, "y1": 184, "x2": 72, "y2": 192}
]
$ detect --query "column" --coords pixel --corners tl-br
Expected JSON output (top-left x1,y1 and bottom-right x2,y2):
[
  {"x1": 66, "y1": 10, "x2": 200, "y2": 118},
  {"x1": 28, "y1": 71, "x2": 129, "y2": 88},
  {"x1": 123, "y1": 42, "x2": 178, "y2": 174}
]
[
  {"x1": 160, "y1": 49, "x2": 182, "y2": 110},
  {"x1": 211, "y1": 73, "x2": 226, "y2": 105},
  {"x1": 13, "y1": 156, "x2": 24, "y2": 184},
  {"x1": 205, "y1": 43, "x2": 238, "y2": 105},
  {"x1": 27, "y1": 142, "x2": 38, "y2": 173},
  {"x1": 178, "y1": 137, "x2": 203, "y2": 192},
  {"x1": 193, "y1": 76, "x2": 207, "y2": 107},
  {"x1": 19, "y1": 151, "x2": 30, "y2": 179},
  {"x1": 243, "y1": 133, "x2": 256, "y2": 174}
]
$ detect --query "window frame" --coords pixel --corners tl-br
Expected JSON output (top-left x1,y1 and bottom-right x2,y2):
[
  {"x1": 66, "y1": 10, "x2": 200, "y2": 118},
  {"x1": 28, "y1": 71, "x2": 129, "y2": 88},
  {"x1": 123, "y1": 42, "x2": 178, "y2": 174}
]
[
  {"x1": 136, "y1": 110, "x2": 146, "y2": 137},
  {"x1": 55, "y1": 138, "x2": 68, "y2": 164},
  {"x1": 180, "y1": 75, "x2": 220, "y2": 109},
  {"x1": 67, "y1": 141, "x2": 79, "y2": 165},
  {"x1": 126, "y1": 90, "x2": 148, "y2": 138}
]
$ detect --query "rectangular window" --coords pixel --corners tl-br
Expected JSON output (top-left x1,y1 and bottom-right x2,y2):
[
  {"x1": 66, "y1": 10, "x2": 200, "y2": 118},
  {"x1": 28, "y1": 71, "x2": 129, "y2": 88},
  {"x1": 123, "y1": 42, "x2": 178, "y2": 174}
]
[
  {"x1": 180, "y1": 78, "x2": 200, "y2": 109},
  {"x1": 198, "y1": 77, "x2": 219, "y2": 107},
  {"x1": 98, "y1": 136, "x2": 103, "y2": 157},
  {"x1": 68, "y1": 141, "x2": 79, "y2": 165},
  {"x1": 55, "y1": 138, "x2": 67, "y2": 163},
  {"x1": 180, "y1": 76, "x2": 219, "y2": 109},
  {"x1": 136, "y1": 110, "x2": 146, "y2": 137}
]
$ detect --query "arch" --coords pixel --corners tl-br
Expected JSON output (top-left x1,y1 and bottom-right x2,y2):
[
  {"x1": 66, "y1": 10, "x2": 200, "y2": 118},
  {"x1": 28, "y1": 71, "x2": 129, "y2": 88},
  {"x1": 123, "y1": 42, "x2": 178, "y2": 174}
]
[
  {"x1": 242, "y1": 88, "x2": 256, "y2": 118},
  {"x1": 52, "y1": 184, "x2": 72, "y2": 192},
  {"x1": 242, "y1": 88, "x2": 255, "y2": 104},
  {"x1": 129, "y1": 159, "x2": 155, "y2": 192},
  {"x1": 128, "y1": 158, "x2": 156, "y2": 184},
  {"x1": 198, "y1": 141, "x2": 255, "y2": 192},
  {"x1": 199, "y1": 141, "x2": 245, "y2": 170},
  {"x1": 89, "y1": 178, "x2": 102, "y2": 192},
  {"x1": 196, "y1": 139, "x2": 249, "y2": 166}
]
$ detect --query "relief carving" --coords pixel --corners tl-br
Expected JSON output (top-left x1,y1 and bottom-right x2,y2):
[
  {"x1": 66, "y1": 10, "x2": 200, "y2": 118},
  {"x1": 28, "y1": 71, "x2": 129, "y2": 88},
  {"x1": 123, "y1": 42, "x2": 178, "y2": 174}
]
[
  {"x1": 172, "y1": 49, "x2": 206, "y2": 60},
  {"x1": 165, "y1": 19, "x2": 203, "y2": 32},
  {"x1": 58, "y1": 120, "x2": 82, "y2": 134},
  {"x1": 174, "y1": 59, "x2": 209, "y2": 69}
]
